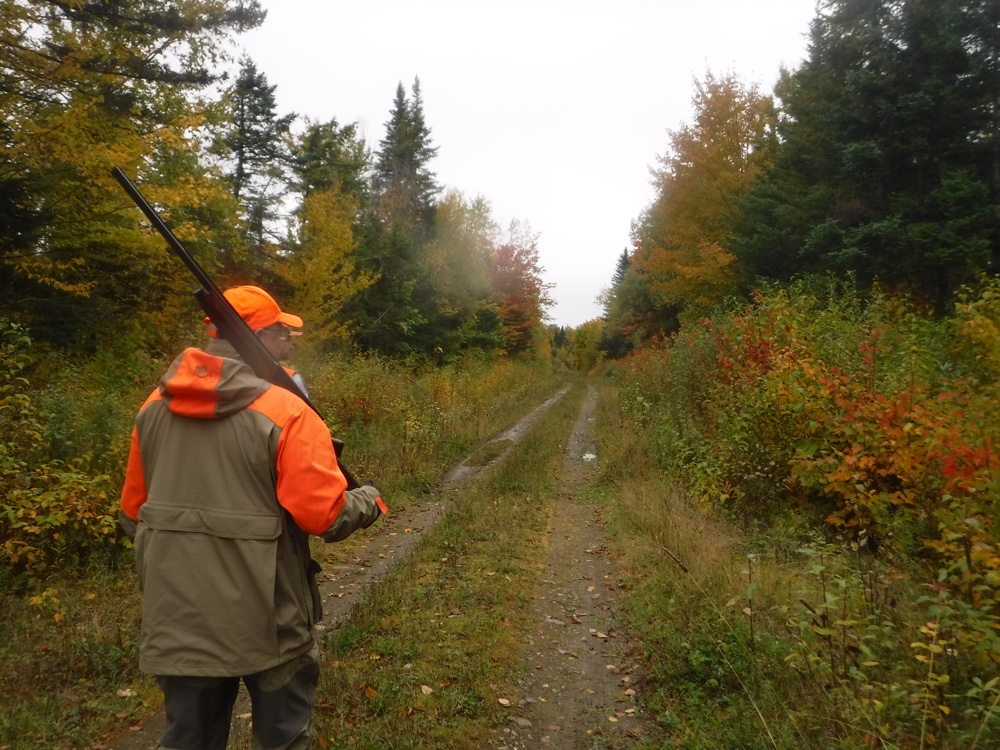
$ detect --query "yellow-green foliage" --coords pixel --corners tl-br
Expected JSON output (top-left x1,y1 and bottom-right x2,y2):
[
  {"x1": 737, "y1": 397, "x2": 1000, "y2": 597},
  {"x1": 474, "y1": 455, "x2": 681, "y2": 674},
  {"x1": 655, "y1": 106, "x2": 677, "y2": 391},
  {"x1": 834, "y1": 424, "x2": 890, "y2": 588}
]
[
  {"x1": 572, "y1": 318, "x2": 604, "y2": 372},
  {"x1": 1, "y1": 324, "x2": 125, "y2": 581},
  {"x1": 301, "y1": 351, "x2": 561, "y2": 492},
  {"x1": 2, "y1": 327, "x2": 561, "y2": 582}
]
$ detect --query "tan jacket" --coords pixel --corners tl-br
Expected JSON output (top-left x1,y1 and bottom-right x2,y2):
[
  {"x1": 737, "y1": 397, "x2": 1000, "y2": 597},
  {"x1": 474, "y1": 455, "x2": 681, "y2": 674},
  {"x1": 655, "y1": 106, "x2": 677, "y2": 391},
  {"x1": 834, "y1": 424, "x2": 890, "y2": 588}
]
[{"x1": 119, "y1": 340, "x2": 384, "y2": 677}]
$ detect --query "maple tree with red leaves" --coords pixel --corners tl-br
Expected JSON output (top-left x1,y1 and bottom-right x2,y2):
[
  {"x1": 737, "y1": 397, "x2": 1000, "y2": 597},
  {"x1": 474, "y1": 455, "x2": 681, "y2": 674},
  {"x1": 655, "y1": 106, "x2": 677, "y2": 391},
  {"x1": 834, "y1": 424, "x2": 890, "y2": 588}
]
[{"x1": 489, "y1": 222, "x2": 553, "y2": 354}]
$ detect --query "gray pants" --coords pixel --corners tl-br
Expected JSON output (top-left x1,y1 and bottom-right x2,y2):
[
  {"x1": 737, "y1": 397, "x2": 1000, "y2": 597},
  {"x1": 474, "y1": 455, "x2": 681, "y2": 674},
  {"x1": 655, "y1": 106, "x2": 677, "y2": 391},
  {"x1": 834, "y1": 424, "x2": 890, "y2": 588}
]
[{"x1": 156, "y1": 645, "x2": 320, "y2": 750}]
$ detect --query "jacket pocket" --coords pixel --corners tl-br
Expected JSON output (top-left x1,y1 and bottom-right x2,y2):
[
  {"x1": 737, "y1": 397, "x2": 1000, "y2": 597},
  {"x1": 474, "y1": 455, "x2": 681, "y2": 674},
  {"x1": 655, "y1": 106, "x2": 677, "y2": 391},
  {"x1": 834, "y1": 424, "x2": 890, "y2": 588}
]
[{"x1": 138, "y1": 503, "x2": 282, "y2": 539}]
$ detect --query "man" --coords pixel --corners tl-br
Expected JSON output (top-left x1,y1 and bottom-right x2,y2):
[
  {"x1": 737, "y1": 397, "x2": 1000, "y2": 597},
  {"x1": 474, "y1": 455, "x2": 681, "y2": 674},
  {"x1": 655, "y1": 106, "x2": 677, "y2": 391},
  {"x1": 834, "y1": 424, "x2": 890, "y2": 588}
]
[
  {"x1": 204, "y1": 285, "x2": 311, "y2": 399},
  {"x1": 120, "y1": 285, "x2": 386, "y2": 750}
]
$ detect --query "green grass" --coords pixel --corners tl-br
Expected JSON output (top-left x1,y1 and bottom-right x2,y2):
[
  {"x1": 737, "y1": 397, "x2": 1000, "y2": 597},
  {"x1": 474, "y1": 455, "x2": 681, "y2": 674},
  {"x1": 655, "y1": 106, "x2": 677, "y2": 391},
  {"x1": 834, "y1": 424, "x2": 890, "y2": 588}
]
[
  {"x1": 0, "y1": 564, "x2": 157, "y2": 749},
  {"x1": 276, "y1": 383, "x2": 588, "y2": 749}
]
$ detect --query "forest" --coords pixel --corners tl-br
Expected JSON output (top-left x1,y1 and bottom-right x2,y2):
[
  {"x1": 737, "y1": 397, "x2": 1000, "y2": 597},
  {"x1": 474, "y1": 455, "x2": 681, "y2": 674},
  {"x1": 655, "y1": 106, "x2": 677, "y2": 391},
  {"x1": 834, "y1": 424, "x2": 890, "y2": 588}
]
[{"x1": 2, "y1": 0, "x2": 1000, "y2": 747}]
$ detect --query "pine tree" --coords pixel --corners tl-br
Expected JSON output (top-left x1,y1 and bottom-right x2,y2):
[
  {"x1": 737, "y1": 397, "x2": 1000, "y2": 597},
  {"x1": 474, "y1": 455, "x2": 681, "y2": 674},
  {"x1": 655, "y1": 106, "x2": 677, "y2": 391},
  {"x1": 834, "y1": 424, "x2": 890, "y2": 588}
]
[
  {"x1": 291, "y1": 118, "x2": 370, "y2": 205},
  {"x1": 372, "y1": 78, "x2": 439, "y2": 239},
  {"x1": 346, "y1": 78, "x2": 442, "y2": 355},
  {"x1": 732, "y1": 0, "x2": 999, "y2": 303},
  {"x1": 220, "y1": 56, "x2": 296, "y2": 259}
]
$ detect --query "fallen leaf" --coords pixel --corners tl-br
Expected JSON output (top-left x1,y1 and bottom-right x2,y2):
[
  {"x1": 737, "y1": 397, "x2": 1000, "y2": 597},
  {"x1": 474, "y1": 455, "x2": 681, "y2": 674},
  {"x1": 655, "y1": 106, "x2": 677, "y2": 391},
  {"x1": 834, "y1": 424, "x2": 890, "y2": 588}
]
[
  {"x1": 498, "y1": 698, "x2": 511, "y2": 706},
  {"x1": 116, "y1": 689, "x2": 135, "y2": 698},
  {"x1": 365, "y1": 686, "x2": 378, "y2": 701},
  {"x1": 421, "y1": 685, "x2": 433, "y2": 695},
  {"x1": 607, "y1": 716, "x2": 618, "y2": 723}
]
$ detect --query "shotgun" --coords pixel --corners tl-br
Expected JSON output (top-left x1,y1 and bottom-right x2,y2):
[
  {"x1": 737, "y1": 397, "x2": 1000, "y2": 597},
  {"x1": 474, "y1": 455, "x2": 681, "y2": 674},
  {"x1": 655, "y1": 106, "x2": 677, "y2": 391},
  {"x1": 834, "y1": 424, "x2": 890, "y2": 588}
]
[{"x1": 111, "y1": 166, "x2": 360, "y2": 490}]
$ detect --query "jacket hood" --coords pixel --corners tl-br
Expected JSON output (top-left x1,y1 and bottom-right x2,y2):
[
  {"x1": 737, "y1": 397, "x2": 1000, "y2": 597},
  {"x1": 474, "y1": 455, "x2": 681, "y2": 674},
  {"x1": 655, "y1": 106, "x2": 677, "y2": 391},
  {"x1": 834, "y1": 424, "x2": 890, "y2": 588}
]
[{"x1": 159, "y1": 343, "x2": 269, "y2": 419}]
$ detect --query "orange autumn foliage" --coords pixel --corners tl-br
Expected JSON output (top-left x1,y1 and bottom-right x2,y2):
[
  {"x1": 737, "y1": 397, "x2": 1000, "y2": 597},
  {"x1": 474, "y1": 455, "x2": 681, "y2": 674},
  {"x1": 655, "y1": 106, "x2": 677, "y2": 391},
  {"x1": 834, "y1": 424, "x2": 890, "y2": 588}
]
[{"x1": 634, "y1": 71, "x2": 775, "y2": 310}]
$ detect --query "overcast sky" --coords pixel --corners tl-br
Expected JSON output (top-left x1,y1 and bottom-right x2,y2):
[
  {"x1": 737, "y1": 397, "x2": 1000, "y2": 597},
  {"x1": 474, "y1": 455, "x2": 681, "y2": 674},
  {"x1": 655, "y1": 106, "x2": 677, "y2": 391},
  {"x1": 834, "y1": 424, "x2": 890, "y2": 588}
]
[{"x1": 240, "y1": 1, "x2": 817, "y2": 328}]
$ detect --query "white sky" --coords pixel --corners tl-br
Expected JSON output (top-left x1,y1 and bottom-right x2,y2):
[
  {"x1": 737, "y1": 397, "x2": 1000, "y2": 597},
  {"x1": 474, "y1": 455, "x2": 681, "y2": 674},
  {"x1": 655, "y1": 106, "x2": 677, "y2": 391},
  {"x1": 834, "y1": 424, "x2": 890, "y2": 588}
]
[{"x1": 240, "y1": 0, "x2": 817, "y2": 328}]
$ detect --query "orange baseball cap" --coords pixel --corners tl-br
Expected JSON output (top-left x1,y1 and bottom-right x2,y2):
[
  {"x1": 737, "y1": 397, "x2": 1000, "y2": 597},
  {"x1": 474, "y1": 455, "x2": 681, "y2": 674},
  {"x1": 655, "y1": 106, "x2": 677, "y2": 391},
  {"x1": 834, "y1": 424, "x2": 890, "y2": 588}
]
[{"x1": 205, "y1": 285, "x2": 303, "y2": 336}]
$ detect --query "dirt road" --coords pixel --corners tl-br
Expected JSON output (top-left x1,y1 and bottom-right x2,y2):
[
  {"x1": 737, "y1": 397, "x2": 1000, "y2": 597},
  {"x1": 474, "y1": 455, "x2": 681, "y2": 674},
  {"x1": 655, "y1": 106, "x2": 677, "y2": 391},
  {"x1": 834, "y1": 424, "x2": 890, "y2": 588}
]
[
  {"x1": 493, "y1": 384, "x2": 647, "y2": 749},
  {"x1": 106, "y1": 383, "x2": 648, "y2": 749}
]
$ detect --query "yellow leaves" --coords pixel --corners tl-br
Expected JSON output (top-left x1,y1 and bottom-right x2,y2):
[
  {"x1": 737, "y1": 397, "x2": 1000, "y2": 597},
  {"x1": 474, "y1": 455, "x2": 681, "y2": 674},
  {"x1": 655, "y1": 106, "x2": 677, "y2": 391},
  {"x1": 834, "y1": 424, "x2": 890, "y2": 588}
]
[
  {"x1": 278, "y1": 185, "x2": 375, "y2": 345},
  {"x1": 635, "y1": 71, "x2": 774, "y2": 310}
]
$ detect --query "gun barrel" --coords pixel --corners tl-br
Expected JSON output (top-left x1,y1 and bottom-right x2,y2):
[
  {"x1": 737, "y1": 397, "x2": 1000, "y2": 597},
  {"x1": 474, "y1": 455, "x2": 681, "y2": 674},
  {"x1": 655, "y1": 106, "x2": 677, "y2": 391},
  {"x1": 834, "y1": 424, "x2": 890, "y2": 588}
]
[{"x1": 112, "y1": 166, "x2": 360, "y2": 490}]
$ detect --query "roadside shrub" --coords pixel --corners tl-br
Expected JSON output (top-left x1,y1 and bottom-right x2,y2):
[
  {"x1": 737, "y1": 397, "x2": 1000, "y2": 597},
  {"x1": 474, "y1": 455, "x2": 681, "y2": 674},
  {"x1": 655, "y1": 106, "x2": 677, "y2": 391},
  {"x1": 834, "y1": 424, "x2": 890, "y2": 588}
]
[
  {"x1": 1, "y1": 323, "x2": 125, "y2": 583},
  {"x1": 300, "y1": 349, "x2": 560, "y2": 492},
  {"x1": 612, "y1": 278, "x2": 1000, "y2": 739}
]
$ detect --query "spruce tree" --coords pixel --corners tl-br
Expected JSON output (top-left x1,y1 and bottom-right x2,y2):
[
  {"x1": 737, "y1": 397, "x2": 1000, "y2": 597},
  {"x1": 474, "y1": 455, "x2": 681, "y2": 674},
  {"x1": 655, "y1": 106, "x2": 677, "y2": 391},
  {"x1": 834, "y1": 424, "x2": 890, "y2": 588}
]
[
  {"x1": 347, "y1": 78, "x2": 442, "y2": 355},
  {"x1": 732, "y1": 0, "x2": 998, "y2": 304},
  {"x1": 220, "y1": 56, "x2": 296, "y2": 263}
]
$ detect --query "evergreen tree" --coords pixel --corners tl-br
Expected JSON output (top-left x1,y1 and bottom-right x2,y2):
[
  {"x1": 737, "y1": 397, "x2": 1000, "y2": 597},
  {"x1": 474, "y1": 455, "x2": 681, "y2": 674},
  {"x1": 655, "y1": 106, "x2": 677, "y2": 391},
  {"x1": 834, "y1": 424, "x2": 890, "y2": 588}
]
[
  {"x1": 291, "y1": 118, "x2": 370, "y2": 205},
  {"x1": 346, "y1": 78, "x2": 442, "y2": 356},
  {"x1": 372, "y1": 78, "x2": 440, "y2": 240},
  {"x1": 732, "y1": 0, "x2": 998, "y2": 303},
  {"x1": 597, "y1": 249, "x2": 632, "y2": 358},
  {"x1": 220, "y1": 56, "x2": 296, "y2": 261}
]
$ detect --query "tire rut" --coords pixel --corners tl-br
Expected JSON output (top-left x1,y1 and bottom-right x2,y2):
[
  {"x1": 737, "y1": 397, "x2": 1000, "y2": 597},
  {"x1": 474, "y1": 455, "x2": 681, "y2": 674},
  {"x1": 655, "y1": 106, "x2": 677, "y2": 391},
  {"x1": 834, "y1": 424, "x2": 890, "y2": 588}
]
[{"x1": 494, "y1": 384, "x2": 648, "y2": 749}]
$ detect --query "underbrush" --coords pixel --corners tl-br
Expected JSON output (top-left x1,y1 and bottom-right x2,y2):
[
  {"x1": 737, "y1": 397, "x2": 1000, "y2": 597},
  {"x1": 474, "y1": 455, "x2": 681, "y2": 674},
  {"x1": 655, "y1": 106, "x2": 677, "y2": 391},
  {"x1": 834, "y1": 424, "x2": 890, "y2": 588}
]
[
  {"x1": 1, "y1": 320, "x2": 563, "y2": 747},
  {"x1": 597, "y1": 286, "x2": 1000, "y2": 749}
]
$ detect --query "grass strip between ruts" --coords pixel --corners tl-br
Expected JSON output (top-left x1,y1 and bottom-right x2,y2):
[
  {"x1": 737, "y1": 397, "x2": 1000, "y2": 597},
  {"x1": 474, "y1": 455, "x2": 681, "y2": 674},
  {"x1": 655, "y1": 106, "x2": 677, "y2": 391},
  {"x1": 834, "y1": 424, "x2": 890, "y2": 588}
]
[{"x1": 294, "y1": 383, "x2": 587, "y2": 749}]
